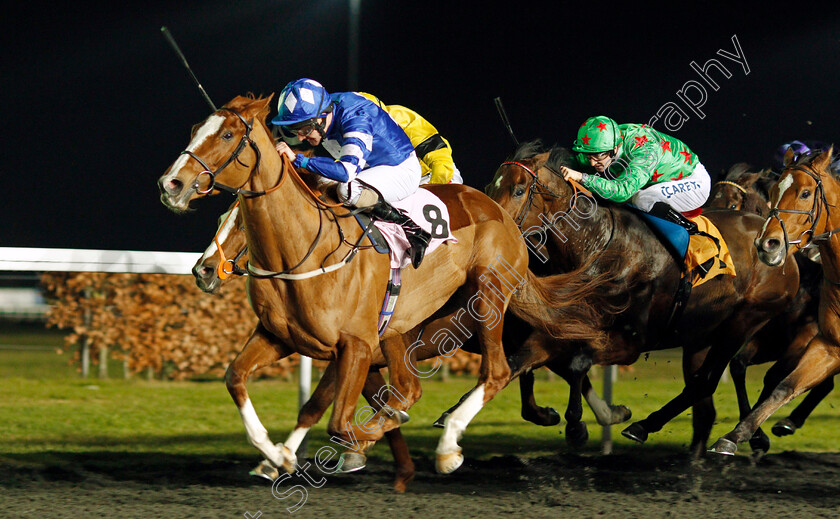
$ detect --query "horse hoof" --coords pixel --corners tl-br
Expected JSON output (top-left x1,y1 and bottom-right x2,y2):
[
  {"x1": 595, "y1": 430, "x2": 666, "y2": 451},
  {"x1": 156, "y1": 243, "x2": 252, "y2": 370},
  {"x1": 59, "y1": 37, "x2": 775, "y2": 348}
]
[
  {"x1": 771, "y1": 418, "x2": 797, "y2": 437},
  {"x1": 749, "y1": 428, "x2": 771, "y2": 454},
  {"x1": 336, "y1": 452, "x2": 367, "y2": 473},
  {"x1": 249, "y1": 459, "x2": 280, "y2": 481},
  {"x1": 565, "y1": 421, "x2": 589, "y2": 448},
  {"x1": 396, "y1": 410, "x2": 411, "y2": 424},
  {"x1": 621, "y1": 422, "x2": 648, "y2": 443},
  {"x1": 523, "y1": 406, "x2": 561, "y2": 427},
  {"x1": 435, "y1": 449, "x2": 464, "y2": 474},
  {"x1": 432, "y1": 412, "x2": 448, "y2": 428},
  {"x1": 709, "y1": 437, "x2": 738, "y2": 456}
]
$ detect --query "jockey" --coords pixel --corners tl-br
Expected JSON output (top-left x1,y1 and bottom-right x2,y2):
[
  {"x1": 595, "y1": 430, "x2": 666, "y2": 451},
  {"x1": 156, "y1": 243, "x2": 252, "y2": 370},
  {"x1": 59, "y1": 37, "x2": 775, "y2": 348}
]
[
  {"x1": 355, "y1": 92, "x2": 464, "y2": 185},
  {"x1": 272, "y1": 78, "x2": 431, "y2": 268},
  {"x1": 560, "y1": 116, "x2": 712, "y2": 233}
]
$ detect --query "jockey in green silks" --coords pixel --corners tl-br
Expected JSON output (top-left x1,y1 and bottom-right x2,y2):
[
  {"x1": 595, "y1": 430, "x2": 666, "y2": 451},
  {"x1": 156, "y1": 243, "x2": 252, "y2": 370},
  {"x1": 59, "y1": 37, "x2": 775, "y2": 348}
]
[{"x1": 559, "y1": 116, "x2": 711, "y2": 232}]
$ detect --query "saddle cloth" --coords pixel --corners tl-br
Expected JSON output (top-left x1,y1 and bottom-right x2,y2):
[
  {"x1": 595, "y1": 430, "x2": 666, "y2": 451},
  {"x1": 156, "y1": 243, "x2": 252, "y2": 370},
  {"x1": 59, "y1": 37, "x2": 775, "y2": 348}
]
[
  {"x1": 686, "y1": 215, "x2": 737, "y2": 287},
  {"x1": 374, "y1": 188, "x2": 458, "y2": 269}
]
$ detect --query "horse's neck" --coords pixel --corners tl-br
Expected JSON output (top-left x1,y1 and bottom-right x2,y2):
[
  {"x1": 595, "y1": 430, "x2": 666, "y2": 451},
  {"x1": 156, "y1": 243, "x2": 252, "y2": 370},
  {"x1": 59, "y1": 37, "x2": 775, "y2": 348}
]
[
  {"x1": 240, "y1": 154, "x2": 332, "y2": 273},
  {"x1": 543, "y1": 200, "x2": 616, "y2": 267}
]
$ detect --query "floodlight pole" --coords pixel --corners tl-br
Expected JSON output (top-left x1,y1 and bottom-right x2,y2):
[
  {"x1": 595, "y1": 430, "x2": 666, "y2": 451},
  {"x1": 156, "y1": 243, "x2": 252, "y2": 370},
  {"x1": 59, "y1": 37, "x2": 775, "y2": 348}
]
[{"x1": 348, "y1": 0, "x2": 360, "y2": 90}]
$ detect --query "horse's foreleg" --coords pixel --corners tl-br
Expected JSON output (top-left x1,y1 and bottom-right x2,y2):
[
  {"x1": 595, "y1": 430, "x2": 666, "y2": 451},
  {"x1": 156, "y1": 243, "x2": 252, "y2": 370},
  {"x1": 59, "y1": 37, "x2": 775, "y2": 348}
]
[
  {"x1": 558, "y1": 355, "x2": 592, "y2": 448},
  {"x1": 327, "y1": 333, "x2": 374, "y2": 448},
  {"x1": 621, "y1": 339, "x2": 740, "y2": 445},
  {"x1": 712, "y1": 336, "x2": 840, "y2": 455},
  {"x1": 274, "y1": 361, "x2": 339, "y2": 473},
  {"x1": 774, "y1": 376, "x2": 835, "y2": 435},
  {"x1": 681, "y1": 346, "x2": 718, "y2": 458},
  {"x1": 519, "y1": 369, "x2": 561, "y2": 426},
  {"x1": 226, "y1": 324, "x2": 295, "y2": 471}
]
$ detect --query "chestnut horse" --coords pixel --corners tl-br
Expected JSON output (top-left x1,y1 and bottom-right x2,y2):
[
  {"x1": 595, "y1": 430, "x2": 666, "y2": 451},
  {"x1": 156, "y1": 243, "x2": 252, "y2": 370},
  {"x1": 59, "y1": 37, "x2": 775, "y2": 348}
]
[
  {"x1": 486, "y1": 141, "x2": 800, "y2": 457},
  {"x1": 711, "y1": 147, "x2": 840, "y2": 455},
  {"x1": 159, "y1": 95, "x2": 611, "y2": 478},
  {"x1": 707, "y1": 164, "x2": 828, "y2": 444},
  {"x1": 193, "y1": 200, "x2": 632, "y2": 458}
]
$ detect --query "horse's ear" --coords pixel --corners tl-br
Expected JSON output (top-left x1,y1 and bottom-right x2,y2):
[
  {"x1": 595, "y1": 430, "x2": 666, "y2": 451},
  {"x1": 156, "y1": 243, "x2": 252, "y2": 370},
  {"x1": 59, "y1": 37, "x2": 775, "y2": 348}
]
[
  {"x1": 248, "y1": 94, "x2": 275, "y2": 119},
  {"x1": 740, "y1": 172, "x2": 761, "y2": 187},
  {"x1": 783, "y1": 147, "x2": 797, "y2": 167},
  {"x1": 813, "y1": 145, "x2": 834, "y2": 171}
]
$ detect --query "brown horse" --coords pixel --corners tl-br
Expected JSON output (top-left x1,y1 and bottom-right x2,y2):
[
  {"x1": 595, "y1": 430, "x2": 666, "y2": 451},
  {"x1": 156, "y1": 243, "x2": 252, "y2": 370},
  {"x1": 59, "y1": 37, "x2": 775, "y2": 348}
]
[
  {"x1": 486, "y1": 141, "x2": 801, "y2": 457},
  {"x1": 159, "y1": 95, "x2": 612, "y2": 479},
  {"x1": 711, "y1": 146, "x2": 840, "y2": 455},
  {"x1": 193, "y1": 200, "x2": 632, "y2": 455},
  {"x1": 707, "y1": 164, "x2": 829, "y2": 445},
  {"x1": 708, "y1": 163, "x2": 775, "y2": 216}
]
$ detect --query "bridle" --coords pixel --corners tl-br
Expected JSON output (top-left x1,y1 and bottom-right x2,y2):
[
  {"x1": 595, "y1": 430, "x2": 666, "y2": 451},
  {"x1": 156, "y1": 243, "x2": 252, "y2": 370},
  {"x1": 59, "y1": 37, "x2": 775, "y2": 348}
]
[
  {"x1": 765, "y1": 162, "x2": 839, "y2": 255},
  {"x1": 499, "y1": 160, "x2": 614, "y2": 251},
  {"x1": 179, "y1": 107, "x2": 278, "y2": 198},
  {"x1": 500, "y1": 160, "x2": 592, "y2": 228},
  {"x1": 212, "y1": 201, "x2": 248, "y2": 280},
  {"x1": 180, "y1": 106, "x2": 373, "y2": 280}
]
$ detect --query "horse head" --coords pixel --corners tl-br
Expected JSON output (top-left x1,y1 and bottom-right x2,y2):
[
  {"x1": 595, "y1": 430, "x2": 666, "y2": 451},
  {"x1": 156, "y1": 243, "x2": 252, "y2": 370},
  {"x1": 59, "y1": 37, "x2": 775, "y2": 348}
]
[
  {"x1": 193, "y1": 200, "x2": 248, "y2": 294},
  {"x1": 756, "y1": 146, "x2": 836, "y2": 267},
  {"x1": 708, "y1": 163, "x2": 772, "y2": 215},
  {"x1": 485, "y1": 141, "x2": 580, "y2": 235},
  {"x1": 158, "y1": 94, "x2": 276, "y2": 213}
]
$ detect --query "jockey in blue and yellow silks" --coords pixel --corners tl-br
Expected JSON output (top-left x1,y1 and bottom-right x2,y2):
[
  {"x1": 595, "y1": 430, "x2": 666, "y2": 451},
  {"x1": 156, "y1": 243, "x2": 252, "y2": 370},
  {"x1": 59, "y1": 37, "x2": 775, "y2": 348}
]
[{"x1": 272, "y1": 78, "x2": 431, "y2": 268}]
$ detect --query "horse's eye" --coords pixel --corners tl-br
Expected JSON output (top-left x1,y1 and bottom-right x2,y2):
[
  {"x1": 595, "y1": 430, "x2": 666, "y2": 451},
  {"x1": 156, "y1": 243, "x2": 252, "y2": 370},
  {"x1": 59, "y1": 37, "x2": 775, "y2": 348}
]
[
  {"x1": 729, "y1": 204, "x2": 737, "y2": 210},
  {"x1": 800, "y1": 190, "x2": 811, "y2": 199},
  {"x1": 513, "y1": 186, "x2": 526, "y2": 198},
  {"x1": 222, "y1": 131, "x2": 234, "y2": 141}
]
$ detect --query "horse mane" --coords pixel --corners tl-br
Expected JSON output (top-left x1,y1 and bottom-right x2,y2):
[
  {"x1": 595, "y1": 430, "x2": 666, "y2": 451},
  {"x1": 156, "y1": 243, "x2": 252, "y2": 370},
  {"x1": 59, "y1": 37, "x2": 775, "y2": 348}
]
[{"x1": 510, "y1": 139, "x2": 548, "y2": 161}]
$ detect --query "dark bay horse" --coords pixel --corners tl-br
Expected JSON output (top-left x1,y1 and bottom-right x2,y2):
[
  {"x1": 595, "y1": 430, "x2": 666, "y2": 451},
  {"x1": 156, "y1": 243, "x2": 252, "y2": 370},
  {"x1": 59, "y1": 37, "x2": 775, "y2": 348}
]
[
  {"x1": 159, "y1": 95, "x2": 613, "y2": 478},
  {"x1": 486, "y1": 141, "x2": 801, "y2": 457},
  {"x1": 708, "y1": 163, "x2": 774, "y2": 216},
  {"x1": 711, "y1": 147, "x2": 840, "y2": 455},
  {"x1": 707, "y1": 164, "x2": 828, "y2": 444}
]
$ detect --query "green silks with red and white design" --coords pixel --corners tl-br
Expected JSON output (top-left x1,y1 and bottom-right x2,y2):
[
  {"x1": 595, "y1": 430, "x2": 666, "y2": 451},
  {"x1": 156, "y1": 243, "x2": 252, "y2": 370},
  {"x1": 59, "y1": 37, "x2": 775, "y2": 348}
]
[{"x1": 575, "y1": 124, "x2": 699, "y2": 203}]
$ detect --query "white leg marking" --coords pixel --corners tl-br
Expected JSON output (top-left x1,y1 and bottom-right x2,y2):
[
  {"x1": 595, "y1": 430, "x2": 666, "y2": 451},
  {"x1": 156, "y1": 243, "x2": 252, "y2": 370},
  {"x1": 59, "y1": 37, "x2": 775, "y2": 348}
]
[
  {"x1": 283, "y1": 427, "x2": 310, "y2": 454},
  {"x1": 239, "y1": 398, "x2": 283, "y2": 464},
  {"x1": 584, "y1": 386, "x2": 612, "y2": 425},
  {"x1": 437, "y1": 385, "x2": 485, "y2": 455}
]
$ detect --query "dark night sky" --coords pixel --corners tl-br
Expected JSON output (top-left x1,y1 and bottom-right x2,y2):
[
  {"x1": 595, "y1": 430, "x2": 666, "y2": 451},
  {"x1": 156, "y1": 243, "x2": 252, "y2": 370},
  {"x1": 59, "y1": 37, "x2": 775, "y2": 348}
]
[{"x1": 4, "y1": 1, "x2": 840, "y2": 253}]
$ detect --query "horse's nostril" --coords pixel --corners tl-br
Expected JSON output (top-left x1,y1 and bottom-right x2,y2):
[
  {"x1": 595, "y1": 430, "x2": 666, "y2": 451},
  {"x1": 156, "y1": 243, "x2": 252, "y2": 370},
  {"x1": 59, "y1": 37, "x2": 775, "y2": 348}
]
[
  {"x1": 765, "y1": 238, "x2": 781, "y2": 251},
  {"x1": 160, "y1": 177, "x2": 184, "y2": 196}
]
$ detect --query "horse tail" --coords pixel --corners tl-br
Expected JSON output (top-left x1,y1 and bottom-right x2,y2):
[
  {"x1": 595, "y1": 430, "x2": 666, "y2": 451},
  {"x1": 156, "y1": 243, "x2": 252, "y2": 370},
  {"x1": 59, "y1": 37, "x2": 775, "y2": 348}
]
[{"x1": 508, "y1": 259, "x2": 626, "y2": 346}]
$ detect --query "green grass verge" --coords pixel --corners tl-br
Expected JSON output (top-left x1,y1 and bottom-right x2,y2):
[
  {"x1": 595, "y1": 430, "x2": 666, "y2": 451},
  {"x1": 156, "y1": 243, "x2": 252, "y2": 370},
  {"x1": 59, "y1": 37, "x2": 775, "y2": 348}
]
[{"x1": 2, "y1": 341, "x2": 840, "y2": 465}]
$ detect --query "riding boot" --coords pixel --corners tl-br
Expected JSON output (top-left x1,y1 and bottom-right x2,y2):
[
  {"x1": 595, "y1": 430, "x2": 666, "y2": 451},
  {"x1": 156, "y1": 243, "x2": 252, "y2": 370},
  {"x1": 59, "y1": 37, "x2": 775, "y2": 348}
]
[
  {"x1": 369, "y1": 199, "x2": 432, "y2": 268},
  {"x1": 648, "y1": 202, "x2": 699, "y2": 234}
]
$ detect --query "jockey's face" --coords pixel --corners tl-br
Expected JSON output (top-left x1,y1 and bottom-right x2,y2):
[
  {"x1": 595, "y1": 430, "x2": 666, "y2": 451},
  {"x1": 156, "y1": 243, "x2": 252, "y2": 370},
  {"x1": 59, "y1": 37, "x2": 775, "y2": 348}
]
[{"x1": 586, "y1": 147, "x2": 618, "y2": 172}]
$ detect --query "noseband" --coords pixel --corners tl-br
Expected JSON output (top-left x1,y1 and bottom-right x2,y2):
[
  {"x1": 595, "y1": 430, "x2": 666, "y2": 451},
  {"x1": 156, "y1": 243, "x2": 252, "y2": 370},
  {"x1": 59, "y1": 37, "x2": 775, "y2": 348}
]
[{"x1": 765, "y1": 163, "x2": 837, "y2": 254}]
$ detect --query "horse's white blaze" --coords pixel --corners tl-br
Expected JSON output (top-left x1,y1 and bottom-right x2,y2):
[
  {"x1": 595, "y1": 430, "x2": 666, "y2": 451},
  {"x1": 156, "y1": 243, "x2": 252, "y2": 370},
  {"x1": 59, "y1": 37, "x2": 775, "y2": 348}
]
[
  {"x1": 283, "y1": 427, "x2": 309, "y2": 455},
  {"x1": 775, "y1": 175, "x2": 794, "y2": 207},
  {"x1": 436, "y1": 384, "x2": 485, "y2": 454},
  {"x1": 163, "y1": 114, "x2": 226, "y2": 181},
  {"x1": 199, "y1": 205, "x2": 239, "y2": 263}
]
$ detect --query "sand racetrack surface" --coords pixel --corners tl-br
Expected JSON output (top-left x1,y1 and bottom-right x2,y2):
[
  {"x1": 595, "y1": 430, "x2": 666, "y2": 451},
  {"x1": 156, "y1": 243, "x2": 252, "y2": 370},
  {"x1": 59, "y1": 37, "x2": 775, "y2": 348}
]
[{"x1": 4, "y1": 448, "x2": 840, "y2": 518}]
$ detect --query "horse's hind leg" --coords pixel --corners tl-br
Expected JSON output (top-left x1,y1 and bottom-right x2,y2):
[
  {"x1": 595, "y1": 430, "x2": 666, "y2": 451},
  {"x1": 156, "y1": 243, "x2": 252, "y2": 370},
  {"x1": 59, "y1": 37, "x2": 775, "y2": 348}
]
[
  {"x1": 226, "y1": 323, "x2": 295, "y2": 471},
  {"x1": 711, "y1": 336, "x2": 840, "y2": 455},
  {"x1": 436, "y1": 268, "x2": 516, "y2": 474},
  {"x1": 519, "y1": 369, "x2": 561, "y2": 427},
  {"x1": 582, "y1": 371, "x2": 632, "y2": 426}
]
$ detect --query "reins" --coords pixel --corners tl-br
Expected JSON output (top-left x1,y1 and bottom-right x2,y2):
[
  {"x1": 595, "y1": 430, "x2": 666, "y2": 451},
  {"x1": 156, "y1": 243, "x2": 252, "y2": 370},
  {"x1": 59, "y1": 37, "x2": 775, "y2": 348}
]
[{"x1": 184, "y1": 106, "x2": 371, "y2": 280}]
